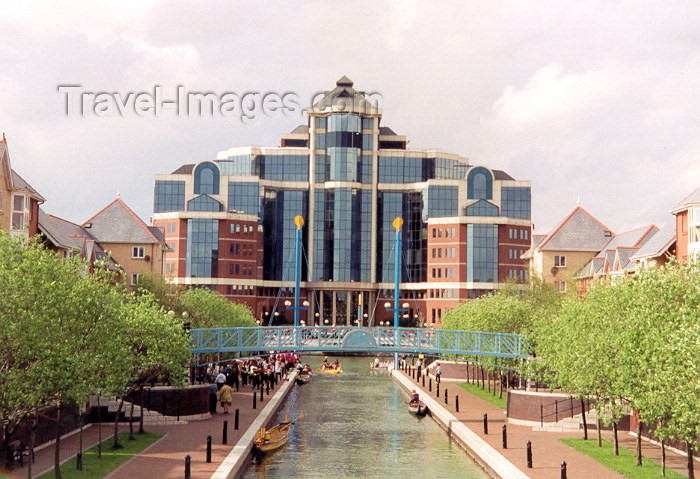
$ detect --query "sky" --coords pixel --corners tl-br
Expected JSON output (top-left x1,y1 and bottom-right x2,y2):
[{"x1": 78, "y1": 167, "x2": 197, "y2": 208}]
[{"x1": 1, "y1": 1, "x2": 699, "y2": 234}]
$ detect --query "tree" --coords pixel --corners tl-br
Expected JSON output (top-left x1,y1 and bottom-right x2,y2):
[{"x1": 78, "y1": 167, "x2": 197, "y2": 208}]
[{"x1": 177, "y1": 287, "x2": 256, "y2": 328}]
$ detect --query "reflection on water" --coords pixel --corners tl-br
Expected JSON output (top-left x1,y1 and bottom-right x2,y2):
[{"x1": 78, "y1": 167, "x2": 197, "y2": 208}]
[{"x1": 242, "y1": 357, "x2": 488, "y2": 479}]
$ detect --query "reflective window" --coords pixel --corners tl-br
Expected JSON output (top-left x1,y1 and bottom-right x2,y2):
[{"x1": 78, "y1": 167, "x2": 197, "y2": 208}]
[
  {"x1": 218, "y1": 155, "x2": 256, "y2": 176},
  {"x1": 186, "y1": 219, "x2": 218, "y2": 277},
  {"x1": 362, "y1": 118, "x2": 374, "y2": 129},
  {"x1": 426, "y1": 186, "x2": 458, "y2": 218},
  {"x1": 377, "y1": 191, "x2": 425, "y2": 283},
  {"x1": 467, "y1": 224, "x2": 498, "y2": 282},
  {"x1": 187, "y1": 195, "x2": 223, "y2": 212},
  {"x1": 154, "y1": 180, "x2": 185, "y2": 212},
  {"x1": 467, "y1": 167, "x2": 492, "y2": 199},
  {"x1": 228, "y1": 182, "x2": 260, "y2": 215},
  {"x1": 194, "y1": 162, "x2": 220, "y2": 195},
  {"x1": 261, "y1": 189, "x2": 308, "y2": 281},
  {"x1": 466, "y1": 199, "x2": 499, "y2": 217},
  {"x1": 502, "y1": 187, "x2": 531, "y2": 219},
  {"x1": 260, "y1": 155, "x2": 309, "y2": 181},
  {"x1": 315, "y1": 116, "x2": 327, "y2": 129}
]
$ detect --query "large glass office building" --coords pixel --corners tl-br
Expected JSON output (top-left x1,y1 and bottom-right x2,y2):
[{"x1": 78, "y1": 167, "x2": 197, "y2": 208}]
[{"x1": 152, "y1": 77, "x2": 532, "y2": 326}]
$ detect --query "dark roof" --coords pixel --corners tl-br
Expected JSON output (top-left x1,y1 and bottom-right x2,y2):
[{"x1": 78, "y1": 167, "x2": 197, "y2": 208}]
[
  {"x1": 11, "y1": 169, "x2": 44, "y2": 201},
  {"x1": 39, "y1": 208, "x2": 95, "y2": 251},
  {"x1": 630, "y1": 226, "x2": 676, "y2": 260},
  {"x1": 313, "y1": 76, "x2": 377, "y2": 111},
  {"x1": 83, "y1": 198, "x2": 163, "y2": 244},
  {"x1": 172, "y1": 164, "x2": 195, "y2": 174},
  {"x1": 148, "y1": 226, "x2": 166, "y2": 243},
  {"x1": 379, "y1": 126, "x2": 398, "y2": 135},
  {"x1": 492, "y1": 170, "x2": 515, "y2": 181},
  {"x1": 672, "y1": 186, "x2": 700, "y2": 213},
  {"x1": 537, "y1": 206, "x2": 614, "y2": 252}
]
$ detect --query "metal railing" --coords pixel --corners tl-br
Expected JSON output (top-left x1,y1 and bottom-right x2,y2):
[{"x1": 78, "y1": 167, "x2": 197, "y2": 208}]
[{"x1": 540, "y1": 396, "x2": 593, "y2": 426}]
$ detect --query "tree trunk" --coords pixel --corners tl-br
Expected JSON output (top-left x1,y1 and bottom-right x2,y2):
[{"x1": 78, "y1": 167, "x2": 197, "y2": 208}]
[
  {"x1": 139, "y1": 386, "x2": 145, "y2": 434},
  {"x1": 27, "y1": 411, "x2": 37, "y2": 479},
  {"x1": 597, "y1": 417, "x2": 602, "y2": 447},
  {"x1": 687, "y1": 443, "x2": 695, "y2": 479},
  {"x1": 54, "y1": 405, "x2": 63, "y2": 479},
  {"x1": 499, "y1": 370, "x2": 503, "y2": 399},
  {"x1": 613, "y1": 422, "x2": 619, "y2": 455},
  {"x1": 129, "y1": 399, "x2": 135, "y2": 440},
  {"x1": 78, "y1": 407, "x2": 83, "y2": 470},
  {"x1": 661, "y1": 440, "x2": 666, "y2": 477},
  {"x1": 481, "y1": 367, "x2": 485, "y2": 389},
  {"x1": 97, "y1": 396, "x2": 102, "y2": 458},
  {"x1": 113, "y1": 398, "x2": 124, "y2": 449},
  {"x1": 635, "y1": 420, "x2": 642, "y2": 466},
  {"x1": 580, "y1": 398, "x2": 588, "y2": 440}
]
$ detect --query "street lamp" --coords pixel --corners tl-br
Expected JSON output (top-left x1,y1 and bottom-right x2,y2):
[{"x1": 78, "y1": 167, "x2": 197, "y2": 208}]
[
  {"x1": 384, "y1": 302, "x2": 391, "y2": 308},
  {"x1": 402, "y1": 302, "x2": 409, "y2": 308},
  {"x1": 284, "y1": 300, "x2": 292, "y2": 306},
  {"x1": 303, "y1": 300, "x2": 309, "y2": 306},
  {"x1": 324, "y1": 319, "x2": 329, "y2": 324}
]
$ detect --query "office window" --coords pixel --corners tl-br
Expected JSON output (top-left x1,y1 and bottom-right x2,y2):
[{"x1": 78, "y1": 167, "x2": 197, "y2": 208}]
[
  {"x1": 194, "y1": 162, "x2": 220, "y2": 195},
  {"x1": 554, "y1": 255, "x2": 566, "y2": 267},
  {"x1": 467, "y1": 167, "x2": 492, "y2": 200},
  {"x1": 466, "y1": 199, "x2": 499, "y2": 217},
  {"x1": 228, "y1": 182, "x2": 260, "y2": 215},
  {"x1": 154, "y1": 181, "x2": 185, "y2": 213},
  {"x1": 187, "y1": 195, "x2": 223, "y2": 212},
  {"x1": 132, "y1": 246, "x2": 145, "y2": 258},
  {"x1": 186, "y1": 219, "x2": 219, "y2": 278},
  {"x1": 467, "y1": 224, "x2": 498, "y2": 282},
  {"x1": 502, "y1": 187, "x2": 531, "y2": 219},
  {"x1": 315, "y1": 116, "x2": 327, "y2": 129},
  {"x1": 426, "y1": 186, "x2": 458, "y2": 218}
]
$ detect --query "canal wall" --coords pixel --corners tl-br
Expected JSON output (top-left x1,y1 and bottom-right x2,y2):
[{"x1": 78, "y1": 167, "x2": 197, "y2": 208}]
[
  {"x1": 391, "y1": 369, "x2": 529, "y2": 479},
  {"x1": 211, "y1": 371, "x2": 298, "y2": 479}
]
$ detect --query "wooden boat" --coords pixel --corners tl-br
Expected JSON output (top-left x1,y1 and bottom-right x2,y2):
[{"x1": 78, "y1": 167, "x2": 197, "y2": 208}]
[
  {"x1": 295, "y1": 374, "x2": 310, "y2": 385},
  {"x1": 408, "y1": 400, "x2": 428, "y2": 416},
  {"x1": 253, "y1": 414, "x2": 303, "y2": 455}
]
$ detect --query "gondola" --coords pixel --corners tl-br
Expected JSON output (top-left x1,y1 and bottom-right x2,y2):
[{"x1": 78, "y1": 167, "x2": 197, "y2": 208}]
[
  {"x1": 295, "y1": 374, "x2": 310, "y2": 385},
  {"x1": 253, "y1": 414, "x2": 303, "y2": 455},
  {"x1": 408, "y1": 400, "x2": 428, "y2": 416}
]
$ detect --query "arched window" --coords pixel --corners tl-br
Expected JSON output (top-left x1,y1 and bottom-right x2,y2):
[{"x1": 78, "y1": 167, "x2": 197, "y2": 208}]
[
  {"x1": 467, "y1": 167, "x2": 493, "y2": 200},
  {"x1": 194, "y1": 162, "x2": 220, "y2": 195}
]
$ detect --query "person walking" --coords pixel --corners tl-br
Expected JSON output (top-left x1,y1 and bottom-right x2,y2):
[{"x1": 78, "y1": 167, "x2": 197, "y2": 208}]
[
  {"x1": 217, "y1": 383, "x2": 233, "y2": 414},
  {"x1": 215, "y1": 371, "x2": 226, "y2": 390},
  {"x1": 435, "y1": 363, "x2": 442, "y2": 384}
]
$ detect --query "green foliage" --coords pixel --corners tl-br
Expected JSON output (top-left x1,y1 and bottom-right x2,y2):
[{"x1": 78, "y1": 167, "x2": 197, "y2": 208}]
[
  {"x1": 177, "y1": 287, "x2": 256, "y2": 328},
  {"x1": 560, "y1": 438, "x2": 685, "y2": 479},
  {"x1": 535, "y1": 262, "x2": 700, "y2": 453},
  {"x1": 36, "y1": 431, "x2": 164, "y2": 479}
]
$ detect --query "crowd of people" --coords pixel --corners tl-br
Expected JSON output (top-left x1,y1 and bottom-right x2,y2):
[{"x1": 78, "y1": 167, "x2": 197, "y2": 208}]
[{"x1": 200, "y1": 353, "x2": 300, "y2": 413}]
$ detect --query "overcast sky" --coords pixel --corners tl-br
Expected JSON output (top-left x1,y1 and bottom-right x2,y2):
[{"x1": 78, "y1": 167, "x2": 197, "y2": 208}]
[{"x1": 1, "y1": 1, "x2": 699, "y2": 234}]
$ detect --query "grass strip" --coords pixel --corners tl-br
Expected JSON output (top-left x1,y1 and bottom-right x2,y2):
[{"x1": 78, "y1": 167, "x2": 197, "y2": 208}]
[
  {"x1": 560, "y1": 438, "x2": 685, "y2": 479},
  {"x1": 457, "y1": 382, "x2": 507, "y2": 409},
  {"x1": 38, "y1": 431, "x2": 164, "y2": 479}
]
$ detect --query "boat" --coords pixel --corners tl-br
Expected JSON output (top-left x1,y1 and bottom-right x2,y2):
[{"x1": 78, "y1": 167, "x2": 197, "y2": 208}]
[
  {"x1": 253, "y1": 414, "x2": 303, "y2": 455},
  {"x1": 408, "y1": 400, "x2": 428, "y2": 416},
  {"x1": 296, "y1": 374, "x2": 310, "y2": 385},
  {"x1": 318, "y1": 367, "x2": 343, "y2": 374}
]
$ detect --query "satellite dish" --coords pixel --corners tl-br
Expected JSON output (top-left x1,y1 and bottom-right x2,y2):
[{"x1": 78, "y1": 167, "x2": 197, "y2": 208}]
[{"x1": 551, "y1": 266, "x2": 558, "y2": 276}]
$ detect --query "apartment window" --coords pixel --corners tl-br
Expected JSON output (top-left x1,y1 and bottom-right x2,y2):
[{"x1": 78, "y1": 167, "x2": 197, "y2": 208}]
[
  {"x1": 229, "y1": 264, "x2": 234, "y2": 275},
  {"x1": 438, "y1": 228, "x2": 442, "y2": 238},
  {"x1": 235, "y1": 224, "x2": 241, "y2": 233},
  {"x1": 130, "y1": 273, "x2": 142, "y2": 286},
  {"x1": 554, "y1": 255, "x2": 566, "y2": 267},
  {"x1": 437, "y1": 248, "x2": 442, "y2": 258},
  {"x1": 432, "y1": 228, "x2": 437, "y2": 238},
  {"x1": 11, "y1": 195, "x2": 26, "y2": 230},
  {"x1": 235, "y1": 264, "x2": 240, "y2": 275},
  {"x1": 132, "y1": 246, "x2": 145, "y2": 258},
  {"x1": 432, "y1": 248, "x2": 436, "y2": 259},
  {"x1": 557, "y1": 281, "x2": 567, "y2": 293}
]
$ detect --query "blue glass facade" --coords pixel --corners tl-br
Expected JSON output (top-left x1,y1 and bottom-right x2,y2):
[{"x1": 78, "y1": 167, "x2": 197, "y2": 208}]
[
  {"x1": 426, "y1": 186, "x2": 458, "y2": 218},
  {"x1": 228, "y1": 182, "x2": 260, "y2": 215},
  {"x1": 467, "y1": 167, "x2": 492, "y2": 199},
  {"x1": 502, "y1": 187, "x2": 531, "y2": 219},
  {"x1": 466, "y1": 199, "x2": 499, "y2": 217},
  {"x1": 467, "y1": 224, "x2": 498, "y2": 282},
  {"x1": 379, "y1": 157, "x2": 464, "y2": 183},
  {"x1": 378, "y1": 191, "x2": 425, "y2": 283},
  {"x1": 187, "y1": 195, "x2": 223, "y2": 212},
  {"x1": 194, "y1": 162, "x2": 220, "y2": 195},
  {"x1": 262, "y1": 189, "x2": 308, "y2": 281},
  {"x1": 154, "y1": 180, "x2": 185, "y2": 212},
  {"x1": 218, "y1": 155, "x2": 256, "y2": 176},
  {"x1": 260, "y1": 155, "x2": 308, "y2": 181},
  {"x1": 186, "y1": 219, "x2": 218, "y2": 277}
]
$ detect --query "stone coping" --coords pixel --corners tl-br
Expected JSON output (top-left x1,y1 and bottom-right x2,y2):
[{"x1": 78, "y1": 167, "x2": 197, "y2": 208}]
[
  {"x1": 392, "y1": 370, "x2": 530, "y2": 479},
  {"x1": 211, "y1": 371, "x2": 298, "y2": 479}
]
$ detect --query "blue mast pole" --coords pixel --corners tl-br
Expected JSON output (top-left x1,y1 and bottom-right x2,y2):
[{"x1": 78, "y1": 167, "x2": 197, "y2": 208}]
[
  {"x1": 293, "y1": 215, "x2": 304, "y2": 328},
  {"x1": 392, "y1": 217, "x2": 403, "y2": 369}
]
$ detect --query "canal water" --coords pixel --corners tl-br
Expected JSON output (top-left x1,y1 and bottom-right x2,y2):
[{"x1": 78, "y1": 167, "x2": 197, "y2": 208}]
[{"x1": 242, "y1": 356, "x2": 488, "y2": 479}]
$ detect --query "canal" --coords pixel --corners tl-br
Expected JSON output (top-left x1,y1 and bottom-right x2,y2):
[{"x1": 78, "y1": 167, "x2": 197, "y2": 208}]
[{"x1": 242, "y1": 356, "x2": 489, "y2": 479}]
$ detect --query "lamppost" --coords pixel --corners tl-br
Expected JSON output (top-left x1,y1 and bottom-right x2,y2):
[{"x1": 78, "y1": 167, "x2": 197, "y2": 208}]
[
  {"x1": 289, "y1": 215, "x2": 308, "y2": 328},
  {"x1": 385, "y1": 217, "x2": 407, "y2": 368}
]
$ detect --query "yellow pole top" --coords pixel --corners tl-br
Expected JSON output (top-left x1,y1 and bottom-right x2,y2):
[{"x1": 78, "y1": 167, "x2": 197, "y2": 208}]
[
  {"x1": 294, "y1": 215, "x2": 305, "y2": 230},
  {"x1": 392, "y1": 217, "x2": 404, "y2": 232}
]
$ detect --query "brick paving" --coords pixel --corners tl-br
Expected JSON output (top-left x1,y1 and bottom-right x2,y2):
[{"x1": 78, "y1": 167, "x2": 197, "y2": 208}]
[
  {"x1": 10, "y1": 380, "x2": 285, "y2": 479},
  {"x1": 401, "y1": 368, "x2": 672, "y2": 479}
]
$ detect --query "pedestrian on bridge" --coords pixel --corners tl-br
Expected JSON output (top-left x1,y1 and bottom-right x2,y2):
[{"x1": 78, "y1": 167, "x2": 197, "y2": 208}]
[{"x1": 435, "y1": 363, "x2": 442, "y2": 384}]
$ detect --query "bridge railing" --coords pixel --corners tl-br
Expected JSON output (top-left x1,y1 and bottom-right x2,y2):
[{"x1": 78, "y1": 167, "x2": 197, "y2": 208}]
[{"x1": 189, "y1": 326, "x2": 524, "y2": 359}]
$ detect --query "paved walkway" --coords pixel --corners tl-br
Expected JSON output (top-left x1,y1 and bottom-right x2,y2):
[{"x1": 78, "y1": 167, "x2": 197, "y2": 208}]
[
  {"x1": 10, "y1": 380, "x2": 286, "y2": 479},
  {"x1": 399, "y1": 369, "x2": 692, "y2": 479}
]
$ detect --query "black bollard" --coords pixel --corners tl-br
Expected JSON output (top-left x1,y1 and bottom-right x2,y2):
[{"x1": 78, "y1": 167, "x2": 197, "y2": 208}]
[
  {"x1": 444, "y1": 388, "x2": 448, "y2": 405},
  {"x1": 502, "y1": 425, "x2": 507, "y2": 449},
  {"x1": 223, "y1": 420, "x2": 228, "y2": 444},
  {"x1": 259, "y1": 387, "x2": 264, "y2": 402},
  {"x1": 185, "y1": 454, "x2": 191, "y2": 479},
  {"x1": 422, "y1": 374, "x2": 425, "y2": 387},
  {"x1": 429, "y1": 377, "x2": 432, "y2": 392},
  {"x1": 483, "y1": 413, "x2": 488, "y2": 434},
  {"x1": 76, "y1": 453, "x2": 82, "y2": 470},
  {"x1": 456, "y1": 395, "x2": 460, "y2": 412},
  {"x1": 253, "y1": 391, "x2": 257, "y2": 409},
  {"x1": 235, "y1": 409, "x2": 239, "y2": 430},
  {"x1": 436, "y1": 383, "x2": 440, "y2": 398},
  {"x1": 206, "y1": 435, "x2": 212, "y2": 463},
  {"x1": 561, "y1": 461, "x2": 567, "y2": 479},
  {"x1": 266, "y1": 383, "x2": 270, "y2": 395},
  {"x1": 526, "y1": 441, "x2": 533, "y2": 468}
]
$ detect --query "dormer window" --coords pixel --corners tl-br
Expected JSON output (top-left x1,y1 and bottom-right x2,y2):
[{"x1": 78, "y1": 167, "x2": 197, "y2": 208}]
[{"x1": 11, "y1": 194, "x2": 27, "y2": 230}]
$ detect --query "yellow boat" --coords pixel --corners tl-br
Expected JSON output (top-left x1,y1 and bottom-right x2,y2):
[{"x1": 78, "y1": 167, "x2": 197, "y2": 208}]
[
  {"x1": 317, "y1": 364, "x2": 343, "y2": 374},
  {"x1": 253, "y1": 414, "x2": 303, "y2": 455}
]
